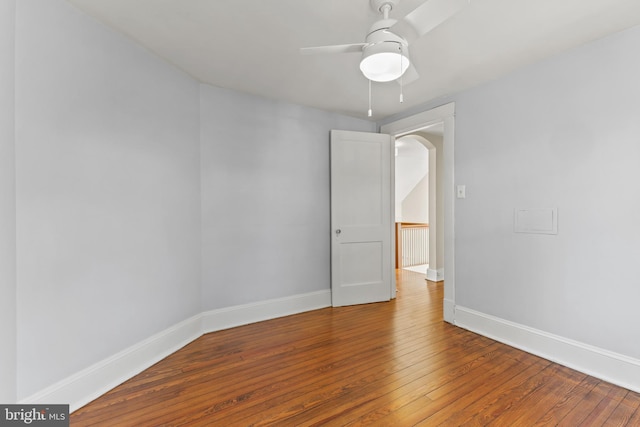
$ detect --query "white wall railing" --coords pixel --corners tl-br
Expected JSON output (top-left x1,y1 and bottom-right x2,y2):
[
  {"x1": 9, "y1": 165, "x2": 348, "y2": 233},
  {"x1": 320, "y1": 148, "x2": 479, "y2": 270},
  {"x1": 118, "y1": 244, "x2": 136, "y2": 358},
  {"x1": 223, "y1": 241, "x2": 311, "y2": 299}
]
[{"x1": 396, "y1": 223, "x2": 429, "y2": 268}]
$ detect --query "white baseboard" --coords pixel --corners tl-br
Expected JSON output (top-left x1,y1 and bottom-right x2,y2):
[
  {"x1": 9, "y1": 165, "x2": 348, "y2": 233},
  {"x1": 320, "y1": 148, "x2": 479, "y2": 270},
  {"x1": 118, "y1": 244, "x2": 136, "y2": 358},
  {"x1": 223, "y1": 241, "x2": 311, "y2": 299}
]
[
  {"x1": 202, "y1": 290, "x2": 332, "y2": 333},
  {"x1": 426, "y1": 268, "x2": 444, "y2": 282},
  {"x1": 20, "y1": 313, "x2": 203, "y2": 412},
  {"x1": 443, "y1": 298, "x2": 455, "y2": 324},
  {"x1": 455, "y1": 306, "x2": 640, "y2": 393},
  {"x1": 19, "y1": 290, "x2": 332, "y2": 413}
]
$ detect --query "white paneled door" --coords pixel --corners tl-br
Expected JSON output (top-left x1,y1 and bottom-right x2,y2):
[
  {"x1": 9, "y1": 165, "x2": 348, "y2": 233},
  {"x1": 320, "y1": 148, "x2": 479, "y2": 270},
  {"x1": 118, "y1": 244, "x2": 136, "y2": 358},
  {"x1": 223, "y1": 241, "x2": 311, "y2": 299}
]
[{"x1": 330, "y1": 130, "x2": 393, "y2": 307}]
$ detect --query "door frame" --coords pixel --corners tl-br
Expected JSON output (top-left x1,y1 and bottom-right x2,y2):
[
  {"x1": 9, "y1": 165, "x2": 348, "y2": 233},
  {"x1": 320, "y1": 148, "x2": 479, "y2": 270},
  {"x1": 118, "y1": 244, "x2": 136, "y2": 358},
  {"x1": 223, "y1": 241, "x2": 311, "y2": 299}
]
[{"x1": 381, "y1": 102, "x2": 456, "y2": 324}]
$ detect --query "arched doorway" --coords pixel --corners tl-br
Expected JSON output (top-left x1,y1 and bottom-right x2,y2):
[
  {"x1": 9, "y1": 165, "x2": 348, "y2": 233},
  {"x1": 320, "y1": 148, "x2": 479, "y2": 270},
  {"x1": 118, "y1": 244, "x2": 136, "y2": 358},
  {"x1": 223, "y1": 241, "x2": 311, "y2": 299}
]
[
  {"x1": 395, "y1": 132, "x2": 444, "y2": 282},
  {"x1": 382, "y1": 103, "x2": 456, "y2": 324}
]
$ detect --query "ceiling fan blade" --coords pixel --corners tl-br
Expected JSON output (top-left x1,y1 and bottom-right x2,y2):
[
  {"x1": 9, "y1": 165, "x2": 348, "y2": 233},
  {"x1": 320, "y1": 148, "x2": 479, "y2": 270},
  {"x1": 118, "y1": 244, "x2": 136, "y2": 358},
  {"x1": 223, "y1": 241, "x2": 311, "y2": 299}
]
[
  {"x1": 391, "y1": 0, "x2": 469, "y2": 45},
  {"x1": 300, "y1": 43, "x2": 367, "y2": 55},
  {"x1": 397, "y1": 63, "x2": 419, "y2": 85}
]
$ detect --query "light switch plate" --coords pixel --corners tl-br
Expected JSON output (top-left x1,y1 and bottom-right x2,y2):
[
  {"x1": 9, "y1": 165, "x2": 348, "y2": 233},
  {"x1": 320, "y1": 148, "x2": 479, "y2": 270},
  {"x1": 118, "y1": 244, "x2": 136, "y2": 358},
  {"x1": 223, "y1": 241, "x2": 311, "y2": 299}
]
[{"x1": 456, "y1": 185, "x2": 466, "y2": 199}]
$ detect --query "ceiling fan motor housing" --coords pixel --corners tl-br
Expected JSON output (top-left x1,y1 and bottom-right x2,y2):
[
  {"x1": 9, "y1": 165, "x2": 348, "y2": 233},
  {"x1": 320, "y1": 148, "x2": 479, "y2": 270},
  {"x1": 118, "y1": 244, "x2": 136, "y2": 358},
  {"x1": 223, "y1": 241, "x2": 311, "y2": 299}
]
[
  {"x1": 301, "y1": 0, "x2": 468, "y2": 85},
  {"x1": 361, "y1": 20, "x2": 410, "y2": 82}
]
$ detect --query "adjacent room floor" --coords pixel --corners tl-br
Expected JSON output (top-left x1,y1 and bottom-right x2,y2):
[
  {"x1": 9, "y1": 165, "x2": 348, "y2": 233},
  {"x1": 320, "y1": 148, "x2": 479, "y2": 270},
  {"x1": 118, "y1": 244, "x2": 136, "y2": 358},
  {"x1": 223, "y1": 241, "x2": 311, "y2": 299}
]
[{"x1": 402, "y1": 263, "x2": 428, "y2": 274}]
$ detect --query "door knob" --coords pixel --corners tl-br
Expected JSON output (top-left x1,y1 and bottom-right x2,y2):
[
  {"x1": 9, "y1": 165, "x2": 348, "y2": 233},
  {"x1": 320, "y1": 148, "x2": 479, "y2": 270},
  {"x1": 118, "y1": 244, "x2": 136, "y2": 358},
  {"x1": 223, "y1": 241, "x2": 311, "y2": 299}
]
[{"x1": 335, "y1": 229, "x2": 342, "y2": 236}]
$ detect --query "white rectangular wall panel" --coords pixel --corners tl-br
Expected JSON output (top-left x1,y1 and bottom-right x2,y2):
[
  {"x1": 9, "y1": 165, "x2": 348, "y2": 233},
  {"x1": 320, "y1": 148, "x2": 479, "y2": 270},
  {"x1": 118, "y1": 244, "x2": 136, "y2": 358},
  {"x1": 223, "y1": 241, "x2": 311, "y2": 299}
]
[{"x1": 514, "y1": 208, "x2": 558, "y2": 235}]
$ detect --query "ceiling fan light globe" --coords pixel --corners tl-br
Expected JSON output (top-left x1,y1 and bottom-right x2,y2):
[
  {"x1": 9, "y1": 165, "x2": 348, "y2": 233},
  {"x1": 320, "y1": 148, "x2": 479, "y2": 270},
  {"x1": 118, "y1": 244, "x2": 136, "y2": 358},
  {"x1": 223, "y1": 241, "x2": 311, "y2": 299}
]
[{"x1": 359, "y1": 43, "x2": 410, "y2": 82}]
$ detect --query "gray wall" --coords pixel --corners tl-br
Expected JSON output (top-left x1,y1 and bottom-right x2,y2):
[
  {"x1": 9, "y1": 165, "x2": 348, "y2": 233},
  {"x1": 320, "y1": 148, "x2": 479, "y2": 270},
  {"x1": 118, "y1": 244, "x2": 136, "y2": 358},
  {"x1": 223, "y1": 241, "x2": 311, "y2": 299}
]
[
  {"x1": 401, "y1": 174, "x2": 428, "y2": 224},
  {"x1": 395, "y1": 137, "x2": 429, "y2": 222},
  {"x1": 10, "y1": 0, "x2": 376, "y2": 400},
  {"x1": 200, "y1": 85, "x2": 375, "y2": 310},
  {"x1": 0, "y1": 0, "x2": 16, "y2": 403},
  {"x1": 15, "y1": 0, "x2": 201, "y2": 398},
  {"x1": 454, "y1": 25, "x2": 640, "y2": 358},
  {"x1": 385, "y1": 25, "x2": 640, "y2": 360}
]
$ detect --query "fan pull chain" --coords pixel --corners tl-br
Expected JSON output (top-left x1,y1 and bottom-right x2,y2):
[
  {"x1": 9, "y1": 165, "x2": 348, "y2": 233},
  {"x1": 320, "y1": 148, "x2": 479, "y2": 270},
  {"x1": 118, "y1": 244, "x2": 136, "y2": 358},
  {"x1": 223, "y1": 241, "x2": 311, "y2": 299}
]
[{"x1": 368, "y1": 79, "x2": 372, "y2": 117}]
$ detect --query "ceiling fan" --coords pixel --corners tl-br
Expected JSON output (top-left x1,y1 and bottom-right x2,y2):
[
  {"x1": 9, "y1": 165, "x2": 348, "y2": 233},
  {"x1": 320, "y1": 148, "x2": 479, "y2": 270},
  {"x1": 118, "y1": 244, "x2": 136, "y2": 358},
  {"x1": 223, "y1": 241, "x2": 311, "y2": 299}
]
[{"x1": 301, "y1": 0, "x2": 469, "y2": 84}]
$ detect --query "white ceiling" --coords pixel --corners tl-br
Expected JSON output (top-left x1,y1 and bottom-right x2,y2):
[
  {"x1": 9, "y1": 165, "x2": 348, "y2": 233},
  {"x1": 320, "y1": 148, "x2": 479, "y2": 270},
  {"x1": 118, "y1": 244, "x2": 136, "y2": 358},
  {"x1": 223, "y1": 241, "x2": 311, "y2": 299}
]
[{"x1": 67, "y1": 0, "x2": 640, "y2": 121}]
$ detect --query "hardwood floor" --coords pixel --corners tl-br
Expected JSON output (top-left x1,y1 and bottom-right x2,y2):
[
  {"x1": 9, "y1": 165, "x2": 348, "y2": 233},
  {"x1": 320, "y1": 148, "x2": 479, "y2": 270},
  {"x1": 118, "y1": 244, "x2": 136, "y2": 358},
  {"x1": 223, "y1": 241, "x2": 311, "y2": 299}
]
[{"x1": 71, "y1": 270, "x2": 640, "y2": 426}]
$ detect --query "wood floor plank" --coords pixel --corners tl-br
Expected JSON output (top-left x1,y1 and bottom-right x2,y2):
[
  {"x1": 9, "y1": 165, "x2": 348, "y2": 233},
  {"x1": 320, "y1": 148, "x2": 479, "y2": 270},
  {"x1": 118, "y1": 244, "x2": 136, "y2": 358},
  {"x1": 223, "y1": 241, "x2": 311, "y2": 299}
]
[
  {"x1": 162, "y1": 323, "x2": 471, "y2": 426},
  {"x1": 70, "y1": 270, "x2": 639, "y2": 426},
  {"x1": 210, "y1": 323, "x2": 483, "y2": 424},
  {"x1": 557, "y1": 380, "x2": 616, "y2": 426},
  {"x1": 80, "y1": 308, "x2": 456, "y2": 424},
  {"x1": 604, "y1": 391, "x2": 640, "y2": 426},
  {"x1": 486, "y1": 364, "x2": 587, "y2": 426},
  {"x1": 532, "y1": 375, "x2": 601, "y2": 426},
  {"x1": 416, "y1": 358, "x2": 553, "y2": 426},
  {"x1": 581, "y1": 385, "x2": 629, "y2": 425},
  {"x1": 275, "y1": 341, "x2": 504, "y2": 426},
  {"x1": 339, "y1": 346, "x2": 532, "y2": 426}
]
